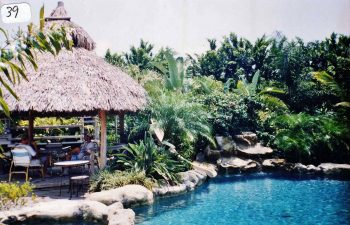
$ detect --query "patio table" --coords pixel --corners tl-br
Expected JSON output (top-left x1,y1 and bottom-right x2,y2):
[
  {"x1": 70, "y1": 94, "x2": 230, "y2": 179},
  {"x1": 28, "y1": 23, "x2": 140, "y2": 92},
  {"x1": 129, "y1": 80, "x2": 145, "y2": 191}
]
[{"x1": 54, "y1": 160, "x2": 89, "y2": 196}]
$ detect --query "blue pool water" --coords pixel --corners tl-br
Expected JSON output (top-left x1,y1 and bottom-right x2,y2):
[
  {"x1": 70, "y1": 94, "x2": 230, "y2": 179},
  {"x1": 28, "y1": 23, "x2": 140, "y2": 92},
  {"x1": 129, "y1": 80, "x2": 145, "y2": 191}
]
[{"x1": 134, "y1": 173, "x2": 350, "y2": 225}]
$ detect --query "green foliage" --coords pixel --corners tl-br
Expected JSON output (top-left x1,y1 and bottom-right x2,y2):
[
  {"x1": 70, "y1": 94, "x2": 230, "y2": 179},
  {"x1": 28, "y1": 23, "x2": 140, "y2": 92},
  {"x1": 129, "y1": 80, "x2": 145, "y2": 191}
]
[
  {"x1": 150, "y1": 92, "x2": 214, "y2": 158},
  {"x1": 0, "y1": 182, "x2": 34, "y2": 210},
  {"x1": 194, "y1": 89, "x2": 260, "y2": 136},
  {"x1": 270, "y1": 113, "x2": 350, "y2": 163},
  {"x1": 312, "y1": 71, "x2": 350, "y2": 107},
  {"x1": 117, "y1": 133, "x2": 187, "y2": 184},
  {"x1": 18, "y1": 117, "x2": 79, "y2": 126},
  {"x1": 105, "y1": 49, "x2": 126, "y2": 68},
  {"x1": 89, "y1": 170, "x2": 154, "y2": 192},
  {"x1": 233, "y1": 70, "x2": 287, "y2": 110},
  {"x1": 189, "y1": 32, "x2": 350, "y2": 113},
  {"x1": 108, "y1": 32, "x2": 350, "y2": 165},
  {"x1": 152, "y1": 51, "x2": 186, "y2": 92},
  {"x1": 125, "y1": 39, "x2": 154, "y2": 70}
]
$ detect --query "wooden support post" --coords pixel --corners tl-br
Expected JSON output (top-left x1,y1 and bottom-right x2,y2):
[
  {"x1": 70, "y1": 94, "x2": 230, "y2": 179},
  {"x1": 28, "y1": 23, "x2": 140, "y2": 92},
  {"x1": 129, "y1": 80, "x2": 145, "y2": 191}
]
[
  {"x1": 28, "y1": 110, "x2": 34, "y2": 143},
  {"x1": 98, "y1": 110, "x2": 107, "y2": 169},
  {"x1": 118, "y1": 113, "x2": 126, "y2": 143},
  {"x1": 115, "y1": 115, "x2": 118, "y2": 142}
]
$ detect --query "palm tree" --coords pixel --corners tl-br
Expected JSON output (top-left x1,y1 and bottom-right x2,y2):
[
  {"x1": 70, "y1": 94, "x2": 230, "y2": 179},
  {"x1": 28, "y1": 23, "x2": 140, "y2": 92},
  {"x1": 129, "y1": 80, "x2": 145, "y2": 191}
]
[{"x1": 125, "y1": 39, "x2": 154, "y2": 70}]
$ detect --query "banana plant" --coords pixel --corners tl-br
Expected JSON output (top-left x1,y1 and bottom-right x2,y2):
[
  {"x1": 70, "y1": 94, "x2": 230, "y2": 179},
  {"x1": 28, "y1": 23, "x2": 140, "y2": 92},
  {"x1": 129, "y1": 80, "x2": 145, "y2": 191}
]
[
  {"x1": 152, "y1": 51, "x2": 185, "y2": 92},
  {"x1": 234, "y1": 70, "x2": 287, "y2": 109}
]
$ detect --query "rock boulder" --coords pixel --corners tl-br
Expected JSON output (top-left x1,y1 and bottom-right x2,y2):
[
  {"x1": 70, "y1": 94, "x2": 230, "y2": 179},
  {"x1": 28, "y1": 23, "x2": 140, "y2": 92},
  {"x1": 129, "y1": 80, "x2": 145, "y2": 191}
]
[
  {"x1": 233, "y1": 132, "x2": 258, "y2": 146},
  {"x1": 153, "y1": 170, "x2": 207, "y2": 196},
  {"x1": 204, "y1": 146, "x2": 221, "y2": 162},
  {"x1": 86, "y1": 185, "x2": 153, "y2": 207},
  {"x1": 192, "y1": 161, "x2": 218, "y2": 178},
  {"x1": 318, "y1": 163, "x2": 350, "y2": 176},
  {"x1": 217, "y1": 157, "x2": 259, "y2": 172},
  {"x1": 236, "y1": 143, "x2": 273, "y2": 158},
  {"x1": 262, "y1": 159, "x2": 286, "y2": 169},
  {"x1": 0, "y1": 199, "x2": 135, "y2": 225},
  {"x1": 107, "y1": 202, "x2": 135, "y2": 225}
]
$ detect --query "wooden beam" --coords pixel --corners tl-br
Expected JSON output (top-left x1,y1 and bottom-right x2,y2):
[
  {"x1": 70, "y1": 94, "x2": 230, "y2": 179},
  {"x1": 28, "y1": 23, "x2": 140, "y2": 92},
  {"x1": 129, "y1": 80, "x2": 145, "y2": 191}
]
[
  {"x1": 118, "y1": 113, "x2": 126, "y2": 143},
  {"x1": 28, "y1": 110, "x2": 34, "y2": 143},
  {"x1": 98, "y1": 110, "x2": 107, "y2": 169}
]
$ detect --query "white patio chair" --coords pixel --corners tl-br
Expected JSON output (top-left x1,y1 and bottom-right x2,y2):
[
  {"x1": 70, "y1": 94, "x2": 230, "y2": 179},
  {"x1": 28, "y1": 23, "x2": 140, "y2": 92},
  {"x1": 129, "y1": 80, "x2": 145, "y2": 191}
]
[{"x1": 9, "y1": 147, "x2": 44, "y2": 182}]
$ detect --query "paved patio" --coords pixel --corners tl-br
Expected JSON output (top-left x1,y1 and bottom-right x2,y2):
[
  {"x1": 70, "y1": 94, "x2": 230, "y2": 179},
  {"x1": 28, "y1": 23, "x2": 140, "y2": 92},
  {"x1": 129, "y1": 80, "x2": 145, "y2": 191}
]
[{"x1": 0, "y1": 166, "x2": 92, "y2": 199}]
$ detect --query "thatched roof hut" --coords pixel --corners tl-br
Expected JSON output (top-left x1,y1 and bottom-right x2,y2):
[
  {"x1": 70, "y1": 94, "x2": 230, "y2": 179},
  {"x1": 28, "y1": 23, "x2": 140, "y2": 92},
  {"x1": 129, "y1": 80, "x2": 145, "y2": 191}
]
[
  {"x1": 4, "y1": 48, "x2": 146, "y2": 116},
  {"x1": 3, "y1": 1, "x2": 147, "y2": 168},
  {"x1": 4, "y1": 1, "x2": 146, "y2": 116}
]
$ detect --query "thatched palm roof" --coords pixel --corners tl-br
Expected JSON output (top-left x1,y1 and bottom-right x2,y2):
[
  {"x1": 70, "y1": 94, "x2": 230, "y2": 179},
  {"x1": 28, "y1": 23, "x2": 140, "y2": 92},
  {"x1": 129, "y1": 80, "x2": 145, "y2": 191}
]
[{"x1": 4, "y1": 1, "x2": 146, "y2": 117}]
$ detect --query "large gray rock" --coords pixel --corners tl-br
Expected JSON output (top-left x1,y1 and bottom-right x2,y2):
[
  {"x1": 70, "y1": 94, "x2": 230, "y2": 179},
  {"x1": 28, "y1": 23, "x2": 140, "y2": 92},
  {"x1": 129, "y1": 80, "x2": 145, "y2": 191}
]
[
  {"x1": 204, "y1": 146, "x2": 221, "y2": 162},
  {"x1": 217, "y1": 157, "x2": 259, "y2": 172},
  {"x1": 0, "y1": 199, "x2": 134, "y2": 225},
  {"x1": 283, "y1": 163, "x2": 321, "y2": 174},
  {"x1": 86, "y1": 185, "x2": 153, "y2": 207},
  {"x1": 318, "y1": 163, "x2": 350, "y2": 176},
  {"x1": 0, "y1": 200, "x2": 107, "y2": 223},
  {"x1": 233, "y1": 132, "x2": 258, "y2": 146},
  {"x1": 153, "y1": 170, "x2": 207, "y2": 196},
  {"x1": 262, "y1": 159, "x2": 286, "y2": 169},
  {"x1": 215, "y1": 136, "x2": 237, "y2": 156},
  {"x1": 306, "y1": 164, "x2": 321, "y2": 173},
  {"x1": 236, "y1": 143, "x2": 273, "y2": 157},
  {"x1": 107, "y1": 202, "x2": 135, "y2": 225},
  {"x1": 192, "y1": 161, "x2": 218, "y2": 178}
]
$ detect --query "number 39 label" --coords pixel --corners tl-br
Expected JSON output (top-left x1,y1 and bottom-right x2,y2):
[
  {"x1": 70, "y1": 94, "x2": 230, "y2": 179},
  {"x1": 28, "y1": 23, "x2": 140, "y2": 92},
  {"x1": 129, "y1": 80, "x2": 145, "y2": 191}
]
[{"x1": 1, "y1": 3, "x2": 31, "y2": 24}]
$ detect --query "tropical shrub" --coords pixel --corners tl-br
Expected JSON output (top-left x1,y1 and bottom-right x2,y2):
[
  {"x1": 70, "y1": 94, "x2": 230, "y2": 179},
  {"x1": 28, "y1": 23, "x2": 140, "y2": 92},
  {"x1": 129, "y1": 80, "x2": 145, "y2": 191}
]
[
  {"x1": 194, "y1": 90, "x2": 253, "y2": 135},
  {"x1": 150, "y1": 92, "x2": 214, "y2": 159},
  {"x1": 89, "y1": 170, "x2": 154, "y2": 192},
  {"x1": 0, "y1": 182, "x2": 34, "y2": 210},
  {"x1": 117, "y1": 133, "x2": 188, "y2": 184},
  {"x1": 270, "y1": 113, "x2": 350, "y2": 163}
]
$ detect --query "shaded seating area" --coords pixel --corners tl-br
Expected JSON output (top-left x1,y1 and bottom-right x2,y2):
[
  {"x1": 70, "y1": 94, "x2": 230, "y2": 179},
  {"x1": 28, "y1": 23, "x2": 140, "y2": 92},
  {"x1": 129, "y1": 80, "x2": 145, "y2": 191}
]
[{"x1": 0, "y1": 1, "x2": 147, "y2": 197}]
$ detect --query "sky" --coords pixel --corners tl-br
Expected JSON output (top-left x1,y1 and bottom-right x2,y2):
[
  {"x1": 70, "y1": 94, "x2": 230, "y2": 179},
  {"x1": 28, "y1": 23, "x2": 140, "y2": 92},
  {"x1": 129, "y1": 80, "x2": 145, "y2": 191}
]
[{"x1": 1, "y1": 0, "x2": 350, "y2": 56}]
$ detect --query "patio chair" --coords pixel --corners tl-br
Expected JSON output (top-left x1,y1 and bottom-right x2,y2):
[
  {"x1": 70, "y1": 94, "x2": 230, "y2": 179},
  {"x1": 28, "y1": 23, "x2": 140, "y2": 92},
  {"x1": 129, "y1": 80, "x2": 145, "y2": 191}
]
[{"x1": 9, "y1": 147, "x2": 44, "y2": 182}]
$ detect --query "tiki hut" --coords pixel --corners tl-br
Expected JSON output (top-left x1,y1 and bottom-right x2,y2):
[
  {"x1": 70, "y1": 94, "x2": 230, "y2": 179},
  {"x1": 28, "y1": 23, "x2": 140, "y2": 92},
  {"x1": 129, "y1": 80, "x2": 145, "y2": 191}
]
[{"x1": 3, "y1": 1, "x2": 147, "y2": 168}]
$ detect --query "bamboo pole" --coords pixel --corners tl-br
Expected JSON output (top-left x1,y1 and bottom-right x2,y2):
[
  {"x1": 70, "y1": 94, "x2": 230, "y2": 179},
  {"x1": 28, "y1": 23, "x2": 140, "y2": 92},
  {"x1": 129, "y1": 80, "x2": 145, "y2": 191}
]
[
  {"x1": 28, "y1": 110, "x2": 34, "y2": 143},
  {"x1": 98, "y1": 110, "x2": 107, "y2": 169}
]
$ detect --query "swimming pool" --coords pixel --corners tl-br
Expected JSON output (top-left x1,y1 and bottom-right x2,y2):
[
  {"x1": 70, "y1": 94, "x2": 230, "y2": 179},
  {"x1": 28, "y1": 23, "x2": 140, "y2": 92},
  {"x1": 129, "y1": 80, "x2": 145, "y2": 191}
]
[{"x1": 134, "y1": 173, "x2": 350, "y2": 225}]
